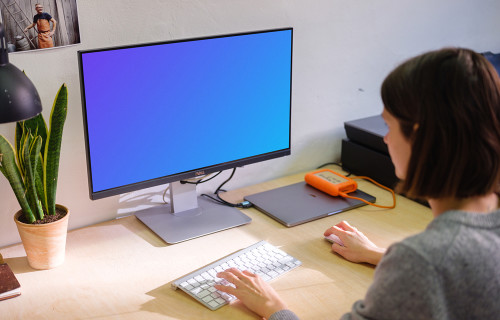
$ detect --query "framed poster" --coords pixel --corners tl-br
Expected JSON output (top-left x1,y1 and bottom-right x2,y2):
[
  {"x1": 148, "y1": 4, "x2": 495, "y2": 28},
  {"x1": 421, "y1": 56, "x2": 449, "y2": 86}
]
[{"x1": 1, "y1": 0, "x2": 80, "y2": 52}]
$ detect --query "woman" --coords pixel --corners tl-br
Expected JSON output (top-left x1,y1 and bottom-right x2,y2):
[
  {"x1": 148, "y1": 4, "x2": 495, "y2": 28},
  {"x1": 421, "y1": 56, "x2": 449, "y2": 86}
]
[{"x1": 215, "y1": 48, "x2": 500, "y2": 319}]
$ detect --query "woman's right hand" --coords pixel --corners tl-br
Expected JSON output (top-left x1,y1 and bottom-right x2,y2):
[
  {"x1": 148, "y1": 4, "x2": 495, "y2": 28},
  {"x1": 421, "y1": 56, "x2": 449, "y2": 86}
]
[
  {"x1": 324, "y1": 220, "x2": 386, "y2": 265},
  {"x1": 214, "y1": 268, "x2": 288, "y2": 319}
]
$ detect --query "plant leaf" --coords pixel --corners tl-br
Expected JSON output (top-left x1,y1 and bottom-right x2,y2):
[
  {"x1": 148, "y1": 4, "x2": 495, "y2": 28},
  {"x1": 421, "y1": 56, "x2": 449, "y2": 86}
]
[
  {"x1": 22, "y1": 134, "x2": 35, "y2": 214},
  {"x1": 35, "y1": 149, "x2": 45, "y2": 213},
  {"x1": 44, "y1": 84, "x2": 68, "y2": 215},
  {"x1": 23, "y1": 134, "x2": 44, "y2": 220},
  {"x1": 19, "y1": 113, "x2": 48, "y2": 156},
  {"x1": 0, "y1": 135, "x2": 35, "y2": 223},
  {"x1": 16, "y1": 126, "x2": 28, "y2": 179},
  {"x1": 29, "y1": 136, "x2": 44, "y2": 220}
]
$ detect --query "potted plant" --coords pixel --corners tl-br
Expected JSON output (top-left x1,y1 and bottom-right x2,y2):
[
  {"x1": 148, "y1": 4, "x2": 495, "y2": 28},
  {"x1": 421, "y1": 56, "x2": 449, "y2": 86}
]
[{"x1": 0, "y1": 83, "x2": 68, "y2": 269}]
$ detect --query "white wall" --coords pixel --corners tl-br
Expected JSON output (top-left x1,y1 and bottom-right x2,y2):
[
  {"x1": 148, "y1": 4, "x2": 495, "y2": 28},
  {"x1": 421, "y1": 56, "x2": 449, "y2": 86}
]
[{"x1": 1, "y1": 0, "x2": 499, "y2": 247}]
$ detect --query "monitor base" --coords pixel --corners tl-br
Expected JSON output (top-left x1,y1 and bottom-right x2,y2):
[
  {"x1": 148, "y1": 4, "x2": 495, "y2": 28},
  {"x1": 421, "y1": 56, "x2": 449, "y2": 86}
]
[{"x1": 135, "y1": 196, "x2": 251, "y2": 244}]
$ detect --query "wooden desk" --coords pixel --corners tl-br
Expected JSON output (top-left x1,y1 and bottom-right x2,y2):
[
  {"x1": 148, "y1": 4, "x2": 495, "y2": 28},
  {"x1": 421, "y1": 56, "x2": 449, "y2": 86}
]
[{"x1": 1, "y1": 170, "x2": 432, "y2": 319}]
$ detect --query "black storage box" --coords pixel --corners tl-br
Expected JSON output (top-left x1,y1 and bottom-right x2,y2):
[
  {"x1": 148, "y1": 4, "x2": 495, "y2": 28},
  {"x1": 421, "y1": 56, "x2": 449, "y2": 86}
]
[
  {"x1": 344, "y1": 115, "x2": 388, "y2": 153},
  {"x1": 341, "y1": 115, "x2": 399, "y2": 188},
  {"x1": 341, "y1": 139, "x2": 398, "y2": 188}
]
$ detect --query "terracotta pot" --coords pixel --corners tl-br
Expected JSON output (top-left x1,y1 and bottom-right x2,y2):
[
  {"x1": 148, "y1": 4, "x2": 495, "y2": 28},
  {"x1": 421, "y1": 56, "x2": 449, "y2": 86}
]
[{"x1": 14, "y1": 205, "x2": 70, "y2": 270}]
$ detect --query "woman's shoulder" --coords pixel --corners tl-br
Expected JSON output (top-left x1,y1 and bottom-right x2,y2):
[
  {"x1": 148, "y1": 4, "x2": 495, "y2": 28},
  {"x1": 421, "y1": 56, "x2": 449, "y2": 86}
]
[{"x1": 386, "y1": 209, "x2": 500, "y2": 267}]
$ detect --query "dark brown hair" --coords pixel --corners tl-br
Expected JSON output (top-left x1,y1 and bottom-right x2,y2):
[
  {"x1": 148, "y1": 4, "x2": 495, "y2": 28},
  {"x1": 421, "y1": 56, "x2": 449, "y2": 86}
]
[{"x1": 381, "y1": 48, "x2": 500, "y2": 200}]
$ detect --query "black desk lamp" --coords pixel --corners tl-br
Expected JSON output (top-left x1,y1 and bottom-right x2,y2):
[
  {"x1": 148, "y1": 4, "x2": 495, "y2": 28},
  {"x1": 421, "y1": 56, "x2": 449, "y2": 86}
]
[{"x1": 0, "y1": 22, "x2": 42, "y2": 124}]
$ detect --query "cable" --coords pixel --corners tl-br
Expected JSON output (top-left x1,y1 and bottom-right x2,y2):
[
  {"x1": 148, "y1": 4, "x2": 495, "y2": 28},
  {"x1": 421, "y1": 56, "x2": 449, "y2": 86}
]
[
  {"x1": 180, "y1": 171, "x2": 223, "y2": 185},
  {"x1": 162, "y1": 186, "x2": 170, "y2": 204},
  {"x1": 162, "y1": 172, "x2": 223, "y2": 204},
  {"x1": 316, "y1": 162, "x2": 352, "y2": 177},
  {"x1": 214, "y1": 168, "x2": 236, "y2": 194},
  {"x1": 161, "y1": 169, "x2": 251, "y2": 208},
  {"x1": 201, "y1": 168, "x2": 253, "y2": 208},
  {"x1": 317, "y1": 162, "x2": 342, "y2": 169},
  {"x1": 339, "y1": 176, "x2": 396, "y2": 209}
]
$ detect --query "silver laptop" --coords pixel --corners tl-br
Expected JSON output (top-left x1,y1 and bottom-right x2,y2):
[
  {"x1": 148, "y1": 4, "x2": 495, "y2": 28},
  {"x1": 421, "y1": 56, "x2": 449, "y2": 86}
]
[{"x1": 244, "y1": 182, "x2": 375, "y2": 227}]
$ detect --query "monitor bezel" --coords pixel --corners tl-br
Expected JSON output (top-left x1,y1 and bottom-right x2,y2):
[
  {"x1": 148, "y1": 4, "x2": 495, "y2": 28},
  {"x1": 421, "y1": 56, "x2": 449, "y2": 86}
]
[{"x1": 78, "y1": 27, "x2": 293, "y2": 200}]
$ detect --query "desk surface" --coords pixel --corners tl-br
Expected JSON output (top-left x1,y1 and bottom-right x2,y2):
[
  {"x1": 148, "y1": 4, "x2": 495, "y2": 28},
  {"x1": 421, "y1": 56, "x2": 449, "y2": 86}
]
[{"x1": 1, "y1": 169, "x2": 432, "y2": 319}]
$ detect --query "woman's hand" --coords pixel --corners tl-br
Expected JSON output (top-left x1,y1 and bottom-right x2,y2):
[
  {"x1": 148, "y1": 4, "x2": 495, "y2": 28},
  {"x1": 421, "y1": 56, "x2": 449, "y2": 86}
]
[
  {"x1": 214, "y1": 268, "x2": 288, "y2": 319},
  {"x1": 324, "y1": 220, "x2": 386, "y2": 265}
]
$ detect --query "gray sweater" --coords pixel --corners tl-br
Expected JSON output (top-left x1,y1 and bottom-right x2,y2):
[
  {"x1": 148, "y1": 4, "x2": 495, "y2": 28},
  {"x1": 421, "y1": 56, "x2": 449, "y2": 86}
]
[{"x1": 270, "y1": 209, "x2": 500, "y2": 320}]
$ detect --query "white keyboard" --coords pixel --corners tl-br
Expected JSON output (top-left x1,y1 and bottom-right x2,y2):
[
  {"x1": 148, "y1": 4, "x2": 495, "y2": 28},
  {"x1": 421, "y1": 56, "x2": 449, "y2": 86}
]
[{"x1": 172, "y1": 240, "x2": 301, "y2": 310}]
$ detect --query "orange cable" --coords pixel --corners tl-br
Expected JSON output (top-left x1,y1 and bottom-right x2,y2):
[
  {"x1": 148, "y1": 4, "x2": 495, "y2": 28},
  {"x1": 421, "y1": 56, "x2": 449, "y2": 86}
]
[{"x1": 339, "y1": 176, "x2": 396, "y2": 209}]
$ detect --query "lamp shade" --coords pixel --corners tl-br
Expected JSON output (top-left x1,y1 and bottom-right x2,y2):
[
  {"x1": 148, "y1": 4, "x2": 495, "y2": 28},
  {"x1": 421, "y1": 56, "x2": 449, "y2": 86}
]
[{"x1": 0, "y1": 23, "x2": 42, "y2": 124}]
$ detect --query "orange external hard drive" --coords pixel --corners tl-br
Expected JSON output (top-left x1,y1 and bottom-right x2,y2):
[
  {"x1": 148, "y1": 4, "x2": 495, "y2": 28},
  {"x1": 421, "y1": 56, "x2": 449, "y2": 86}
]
[{"x1": 305, "y1": 169, "x2": 357, "y2": 196}]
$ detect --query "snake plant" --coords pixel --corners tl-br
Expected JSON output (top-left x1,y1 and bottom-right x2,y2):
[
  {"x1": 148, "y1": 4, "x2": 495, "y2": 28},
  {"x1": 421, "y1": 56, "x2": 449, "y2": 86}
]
[{"x1": 0, "y1": 84, "x2": 67, "y2": 223}]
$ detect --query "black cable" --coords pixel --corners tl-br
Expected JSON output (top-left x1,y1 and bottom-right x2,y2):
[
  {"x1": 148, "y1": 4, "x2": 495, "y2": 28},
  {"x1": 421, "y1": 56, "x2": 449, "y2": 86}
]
[
  {"x1": 180, "y1": 171, "x2": 223, "y2": 185},
  {"x1": 316, "y1": 162, "x2": 352, "y2": 177},
  {"x1": 201, "y1": 168, "x2": 253, "y2": 208},
  {"x1": 214, "y1": 168, "x2": 236, "y2": 194},
  {"x1": 317, "y1": 161, "x2": 342, "y2": 169}
]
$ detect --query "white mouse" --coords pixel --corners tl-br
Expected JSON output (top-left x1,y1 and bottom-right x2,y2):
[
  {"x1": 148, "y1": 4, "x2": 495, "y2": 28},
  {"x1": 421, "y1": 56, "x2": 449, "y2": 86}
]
[{"x1": 325, "y1": 234, "x2": 344, "y2": 246}]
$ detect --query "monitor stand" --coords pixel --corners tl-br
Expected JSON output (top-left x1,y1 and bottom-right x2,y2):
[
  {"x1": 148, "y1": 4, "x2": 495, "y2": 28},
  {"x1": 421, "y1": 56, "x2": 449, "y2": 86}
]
[{"x1": 135, "y1": 181, "x2": 251, "y2": 244}]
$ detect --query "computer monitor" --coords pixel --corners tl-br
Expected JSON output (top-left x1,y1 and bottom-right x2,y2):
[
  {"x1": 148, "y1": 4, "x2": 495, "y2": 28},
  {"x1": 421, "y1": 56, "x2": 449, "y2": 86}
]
[
  {"x1": 482, "y1": 51, "x2": 500, "y2": 76},
  {"x1": 78, "y1": 28, "x2": 293, "y2": 243}
]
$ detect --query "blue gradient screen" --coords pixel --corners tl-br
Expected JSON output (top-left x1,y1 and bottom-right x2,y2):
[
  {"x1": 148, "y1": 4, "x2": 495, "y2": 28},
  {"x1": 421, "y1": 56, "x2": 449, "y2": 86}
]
[{"x1": 80, "y1": 29, "x2": 292, "y2": 193}]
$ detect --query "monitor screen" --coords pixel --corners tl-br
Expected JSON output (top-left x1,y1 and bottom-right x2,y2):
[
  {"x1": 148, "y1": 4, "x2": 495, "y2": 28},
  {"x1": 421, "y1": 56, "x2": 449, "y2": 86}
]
[
  {"x1": 482, "y1": 51, "x2": 500, "y2": 76},
  {"x1": 78, "y1": 28, "x2": 293, "y2": 243}
]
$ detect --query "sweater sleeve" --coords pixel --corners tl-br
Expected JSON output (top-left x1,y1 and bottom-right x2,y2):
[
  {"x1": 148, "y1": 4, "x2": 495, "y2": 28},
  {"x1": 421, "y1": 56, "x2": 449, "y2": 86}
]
[
  {"x1": 341, "y1": 243, "x2": 447, "y2": 320},
  {"x1": 269, "y1": 309, "x2": 300, "y2": 320}
]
